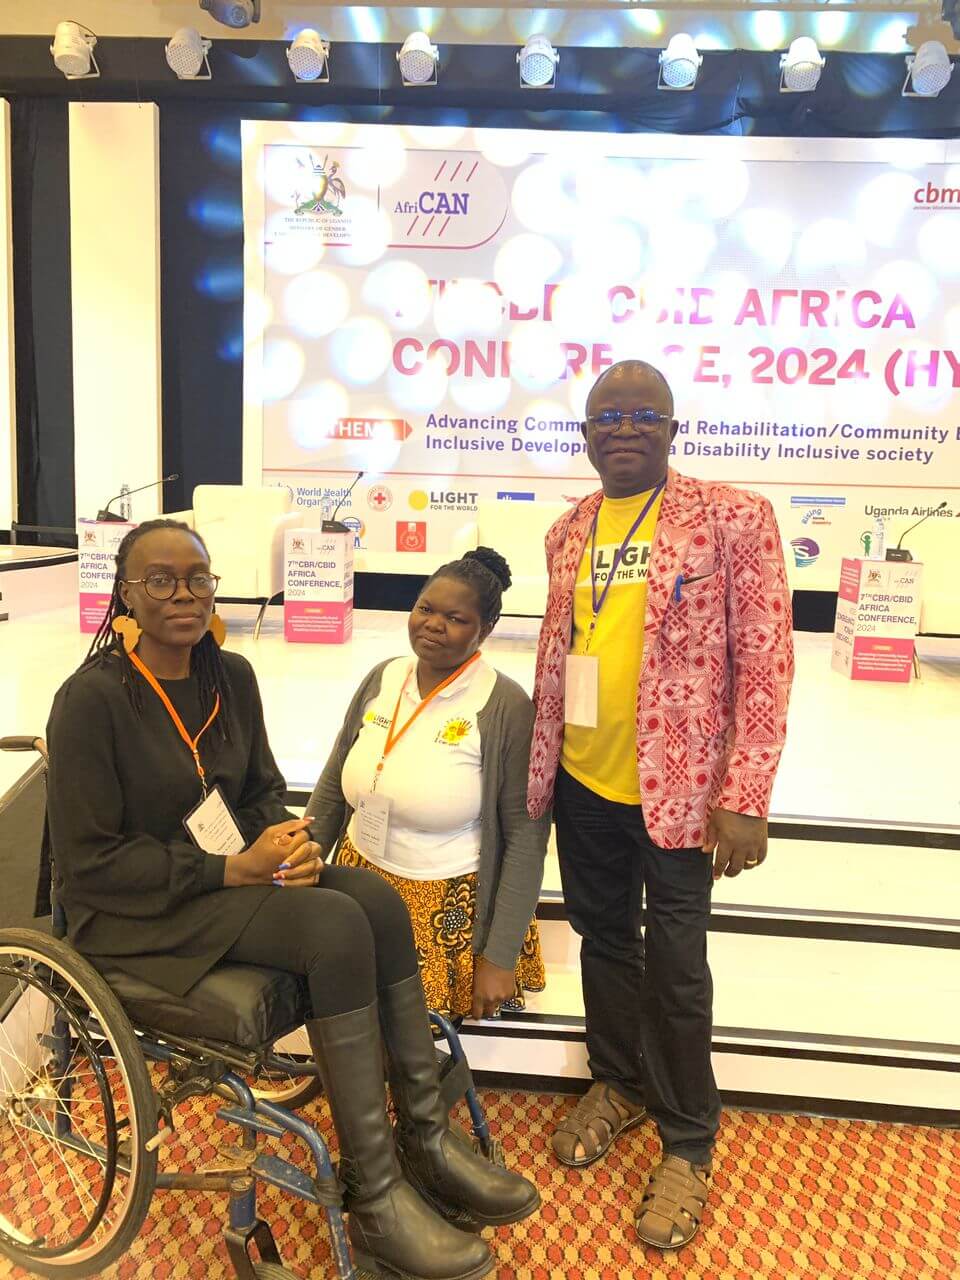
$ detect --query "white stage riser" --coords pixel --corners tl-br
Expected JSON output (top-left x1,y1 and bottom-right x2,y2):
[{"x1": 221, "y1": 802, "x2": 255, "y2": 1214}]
[
  {"x1": 456, "y1": 1033, "x2": 960, "y2": 1117},
  {"x1": 532, "y1": 921, "x2": 960, "y2": 1050}
]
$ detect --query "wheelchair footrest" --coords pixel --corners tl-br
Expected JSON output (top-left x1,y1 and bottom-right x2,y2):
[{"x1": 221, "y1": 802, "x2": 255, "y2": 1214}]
[
  {"x1": 251, "y1": 1153, "x2": 333, "y2": 1204},
  {"x1": 217, "y1": 1106, "x2": 286, "y2": 1141}
]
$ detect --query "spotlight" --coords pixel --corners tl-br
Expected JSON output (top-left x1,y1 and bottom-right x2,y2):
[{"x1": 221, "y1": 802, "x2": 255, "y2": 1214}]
[
  {"x1": 287, "y1": 29, "x2": 330, "y2": 83},
  {"x1": 397, "y1": 32, "x2": 439, "y2": 86},
  {"x1": 658, "y1": 34, "x2": 702, "y2": 90},
  {"x1": 780, "y1": 37, "x2": 825, "y2": 92},
  {"x1": 50, "y1": 21, "x2": 99, "y2": 79},
  {"x1": 903, "y1": 40, "x2": 954, "y2": 96},
  {"x1": 166, "y1": 27, "x2": 212, "y2": 80},
  {"x1": 198, "y1": 0, "x2": 259, "y2": 30},
  {"x1": 518, "y1": 35, "x2": 559, "y2": 89}
]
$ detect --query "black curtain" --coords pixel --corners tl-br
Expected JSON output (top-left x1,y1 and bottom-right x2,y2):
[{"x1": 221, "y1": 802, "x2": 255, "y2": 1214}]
[{"x1": 10, "y1": 98, "x2": 74, "y2": 538}]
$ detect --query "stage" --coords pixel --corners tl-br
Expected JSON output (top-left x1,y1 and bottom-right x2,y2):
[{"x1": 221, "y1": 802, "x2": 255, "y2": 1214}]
[{"x1": 1, "y1": 604, "x2": 958, "y2": 1122}]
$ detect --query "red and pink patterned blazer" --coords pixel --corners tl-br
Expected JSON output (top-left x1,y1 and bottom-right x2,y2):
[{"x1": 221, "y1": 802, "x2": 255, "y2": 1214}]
[{"x1": 526, "y1": 468, "x2": 795, "y2": 849}]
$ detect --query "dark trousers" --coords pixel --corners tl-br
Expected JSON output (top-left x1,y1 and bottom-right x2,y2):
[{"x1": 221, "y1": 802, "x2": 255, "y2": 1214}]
[
  {"x1": 224, "y1": 865, "x2": 419, "y2": 1018},
  {"x1": 554, "y1": 767, "x2": 721, "y2": 1164}
]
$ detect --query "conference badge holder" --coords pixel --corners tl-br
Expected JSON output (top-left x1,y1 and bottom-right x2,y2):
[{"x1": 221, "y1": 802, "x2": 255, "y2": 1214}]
[
  {"x1": 184, "y1": 784, "x2": 246, "y2": 857},
  {"x1": 564, "y1": 654, "x2": 599, "y2": 727},
  {"x1": 356, "y1": 791, "x2": 391, "y2": 861}
]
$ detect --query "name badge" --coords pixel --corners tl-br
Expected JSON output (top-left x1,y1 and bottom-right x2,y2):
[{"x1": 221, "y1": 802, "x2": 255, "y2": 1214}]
[
  {"x1": 356, "y1": 791, "x2": 391, "y2": 861},
  {"x1": 183, "y1": 784, "x2": 246, "y2": 856},
  {"x1": 564, "y1": 654, "x2": 599, "y2": 728}
]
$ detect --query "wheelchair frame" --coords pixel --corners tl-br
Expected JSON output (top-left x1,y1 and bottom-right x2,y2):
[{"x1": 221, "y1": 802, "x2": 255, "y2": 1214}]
[{"x1": 0, "y1": 737, "x2": 498, "y2": 1280}]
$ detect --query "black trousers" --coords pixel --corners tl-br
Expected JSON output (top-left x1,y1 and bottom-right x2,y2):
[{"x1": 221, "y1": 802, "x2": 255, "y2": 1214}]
[
  {"x1": 224, "y1": 865, "x2": 419, "y2": 1019},
  {"x1": 554, "y1": 767, "x2": 721, "y2": 1164}
]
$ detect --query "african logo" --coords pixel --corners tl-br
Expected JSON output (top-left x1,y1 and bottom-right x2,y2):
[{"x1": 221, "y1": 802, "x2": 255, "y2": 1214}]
[{"x1": 294, "y1": 153, "x2": 346, "y2": 217}]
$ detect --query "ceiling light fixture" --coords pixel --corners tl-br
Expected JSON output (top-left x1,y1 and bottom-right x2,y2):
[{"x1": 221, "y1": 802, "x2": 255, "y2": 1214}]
[
  {"x1": 397, "y1": 32, "x2": 439, "y2": 86},
  {"x1": 518, "y1": 35, "x2": 559, "y2": 89}
]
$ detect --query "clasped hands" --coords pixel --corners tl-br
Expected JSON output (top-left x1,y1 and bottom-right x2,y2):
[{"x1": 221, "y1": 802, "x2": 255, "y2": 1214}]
[{"x1": 223, "y1": 818, "x2": 326, "y2": 888}]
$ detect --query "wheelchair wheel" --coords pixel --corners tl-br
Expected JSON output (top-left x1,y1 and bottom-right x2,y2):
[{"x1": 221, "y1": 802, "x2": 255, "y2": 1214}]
[
  {"x1": 253, "y1": 1266, "x2": 302, "y2": 1279},
  {"x1": 249, "y1": 1044, "x2": 323, "y2": 1109},
  {"x1": 0, "y1": 930, "x2": 158, "y2": 1277}
]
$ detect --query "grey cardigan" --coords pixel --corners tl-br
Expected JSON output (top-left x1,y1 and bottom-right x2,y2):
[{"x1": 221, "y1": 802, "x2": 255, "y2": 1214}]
[{"x1": 306, "y1": 659, "x2": 550, "y2": 971}]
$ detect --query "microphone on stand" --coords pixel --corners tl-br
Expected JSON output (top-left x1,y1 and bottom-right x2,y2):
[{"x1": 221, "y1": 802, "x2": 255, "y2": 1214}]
[
  {"x1": 885, "y1": 500, "x2": 948, "y2": 561},
  {"x1": 97, "y1": 474, "x2": 180, "y2": 523},
  {"x1": 322, "y1": 471, "x2": 365, "y2": 533}
]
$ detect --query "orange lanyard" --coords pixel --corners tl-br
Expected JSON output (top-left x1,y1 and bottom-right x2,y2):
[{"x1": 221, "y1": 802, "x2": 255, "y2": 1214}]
[
  {"x1": 372, "y1": 652, "x2": 481, "y2": 791},
  {"x1": 129, "y1": 651, "x2": 221, "y2": 797}
]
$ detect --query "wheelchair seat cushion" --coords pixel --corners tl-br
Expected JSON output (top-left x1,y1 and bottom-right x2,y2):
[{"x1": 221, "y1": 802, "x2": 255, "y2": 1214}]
[{"x1": 99, "y1": 961, "x2": 309, "y2": 1049}]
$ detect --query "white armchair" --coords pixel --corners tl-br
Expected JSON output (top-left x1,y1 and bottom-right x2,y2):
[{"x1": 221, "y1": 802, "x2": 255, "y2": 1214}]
[
  {"x1": 912, "y1": 517, "x2": 960, "y2": 636},
  {"x1": 167, "y1": 485, "x2": 300, "y2": 636},
  {"x1": 451, "y1": 500, "x2": 572, "y2": 616}
]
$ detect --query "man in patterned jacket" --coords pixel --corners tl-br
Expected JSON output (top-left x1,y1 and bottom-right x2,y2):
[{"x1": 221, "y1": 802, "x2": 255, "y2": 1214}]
[{"x1": 526, "y1": 359, "x2": 794, "y2": 1249}]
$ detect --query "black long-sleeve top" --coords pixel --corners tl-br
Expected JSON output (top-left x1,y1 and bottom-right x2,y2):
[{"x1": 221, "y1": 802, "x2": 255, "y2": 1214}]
[{"x1": 45, "y1": 648, "x2": 290, "y2": 995}]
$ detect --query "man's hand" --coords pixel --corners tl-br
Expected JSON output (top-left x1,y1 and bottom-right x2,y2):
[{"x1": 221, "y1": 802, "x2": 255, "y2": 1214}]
[
  {"x1": 471, "y1": 958, "x2": 517, "y2": 1020},
  {"x1": 273, "y1": 839, "x2": 327, "y2": 887},
  {"x1": 702, "y1": 809, "x2": 767, "y2": 880}
]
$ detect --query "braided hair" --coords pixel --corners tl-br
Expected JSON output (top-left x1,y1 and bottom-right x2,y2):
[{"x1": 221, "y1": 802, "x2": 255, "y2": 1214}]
[
  {"x1": 87, "y1": 519, "x2": 230, "y2": 732},
  {"x1": 424, "y1": 546, "x2": 512, "y2": 631}
]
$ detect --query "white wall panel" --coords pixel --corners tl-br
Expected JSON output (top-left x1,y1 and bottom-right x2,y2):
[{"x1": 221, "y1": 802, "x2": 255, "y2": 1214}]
[
  {"x1": 69, "y1": 103, "x2": 162, "y2": 523},
  {"x1": 0, "y1": 100, "x2": 14, "y2": 531}
]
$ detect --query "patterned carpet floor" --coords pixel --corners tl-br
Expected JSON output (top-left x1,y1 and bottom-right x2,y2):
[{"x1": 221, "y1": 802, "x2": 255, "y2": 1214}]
[{"x1": 1, "y1": 1088, "x2": 958, "y2": 1280}]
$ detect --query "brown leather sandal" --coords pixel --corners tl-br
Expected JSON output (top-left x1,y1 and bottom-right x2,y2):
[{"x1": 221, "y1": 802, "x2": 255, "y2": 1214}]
[
  {"x1": 635, "y1": 1154, "x2": 712, "y2": 1249},
  {"x1": 551, "y1": 1082, "x2": 647, "y2": 1167}
]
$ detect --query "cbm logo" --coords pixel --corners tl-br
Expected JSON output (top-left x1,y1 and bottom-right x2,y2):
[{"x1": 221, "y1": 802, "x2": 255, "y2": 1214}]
[{"x1": 394, "y1": 192, "x2": 471, "y2": 216}]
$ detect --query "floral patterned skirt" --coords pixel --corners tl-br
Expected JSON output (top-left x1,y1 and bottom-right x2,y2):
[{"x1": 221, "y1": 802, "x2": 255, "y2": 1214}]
[{"x1": 335, "y1": 834, "x2": 546, "y2": 1018}]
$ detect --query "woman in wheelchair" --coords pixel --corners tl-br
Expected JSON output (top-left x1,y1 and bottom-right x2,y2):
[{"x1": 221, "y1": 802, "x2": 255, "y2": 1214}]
[{"x1": 45, "y1": 519, "x2": 538, "y2": 1280}]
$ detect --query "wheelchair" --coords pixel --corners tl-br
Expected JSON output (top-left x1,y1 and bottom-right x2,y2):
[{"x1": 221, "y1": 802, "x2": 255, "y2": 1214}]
[{"x1": 0, "y1": 737, "x2": 503, "y2": 1280}]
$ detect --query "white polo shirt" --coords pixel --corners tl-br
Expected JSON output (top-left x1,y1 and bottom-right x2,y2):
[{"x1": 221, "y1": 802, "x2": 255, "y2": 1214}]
[{"x1": 340, "y1": 655, "x2": 497, "y2": 880}]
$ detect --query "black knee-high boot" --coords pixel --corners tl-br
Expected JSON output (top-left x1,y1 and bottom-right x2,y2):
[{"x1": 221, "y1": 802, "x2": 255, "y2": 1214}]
[
  {"x1": 379, "y1": 974, "x2": 541, "y2": 1229},
  {"x1": 306, "y1": 1005, "x2": 493, "y2": 1280}
]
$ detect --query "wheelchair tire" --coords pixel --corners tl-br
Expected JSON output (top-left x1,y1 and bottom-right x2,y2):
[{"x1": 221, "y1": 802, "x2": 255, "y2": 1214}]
[
  {"x1": 0, "y1": 929, "x2": 158, "y2": 1278},
  {"x1": 251, "y1": 1070, "x2": 324, "y2": 1109}
]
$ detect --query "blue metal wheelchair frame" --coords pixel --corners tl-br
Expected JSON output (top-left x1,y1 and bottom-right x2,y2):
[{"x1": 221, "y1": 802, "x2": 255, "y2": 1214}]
[{"x1": 32, "y1": 905, "x2": 495, "y2": 1280}]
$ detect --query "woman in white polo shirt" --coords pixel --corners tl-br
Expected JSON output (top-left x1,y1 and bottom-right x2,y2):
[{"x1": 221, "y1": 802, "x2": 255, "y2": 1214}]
[{"x1": 304, "y1": 548, "x2": 548, "y2": 1022}]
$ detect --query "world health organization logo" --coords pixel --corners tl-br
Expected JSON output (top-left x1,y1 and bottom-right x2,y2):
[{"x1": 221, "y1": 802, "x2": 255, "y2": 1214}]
[{"x1": 293, "y1": 153, "x2": 345, "y2": 217}]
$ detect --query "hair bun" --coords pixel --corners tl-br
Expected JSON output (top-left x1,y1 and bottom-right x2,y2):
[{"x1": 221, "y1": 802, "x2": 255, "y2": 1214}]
[{"x1": 465, "y1": 546, "x2": 512, "y2": 592}]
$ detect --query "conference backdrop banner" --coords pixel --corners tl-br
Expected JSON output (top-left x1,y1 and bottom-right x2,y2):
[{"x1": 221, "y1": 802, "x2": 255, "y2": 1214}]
[{"x1": 241, "y1": 124, "x2": 960, "y2": 590}]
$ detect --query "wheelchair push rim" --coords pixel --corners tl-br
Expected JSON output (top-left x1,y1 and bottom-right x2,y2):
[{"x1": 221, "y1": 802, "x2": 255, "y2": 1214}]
[{"x1": 0, "y1": 930, "x2": 158, "y2": 1277}]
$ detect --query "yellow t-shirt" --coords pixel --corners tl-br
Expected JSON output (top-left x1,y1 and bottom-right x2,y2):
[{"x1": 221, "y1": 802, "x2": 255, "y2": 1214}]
[{"x1": 560, "y1": 487, "x2": 663, "y2": 804}]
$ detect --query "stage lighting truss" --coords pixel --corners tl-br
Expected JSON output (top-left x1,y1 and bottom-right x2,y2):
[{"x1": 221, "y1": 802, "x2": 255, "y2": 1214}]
[
  {"x1": 50, "y1": 21, "x2": 99, "y2": 79},
  {"x1": 658, "y1": 34, "x2": 702, "y2": 90},
  {"x1": 780, "y1": 37, "x2": 825, "y2": 92},
  {"x1": 398, "y1": 32, "x2": 439, "y2": 86},
  {"x1": 166, "y1": 27, "x2": 212, "y2": 80},
  {"x1": 198, "y1": 0, "x2": 259, "y2": 30},
  {"x1": 287, "y1": 29, "x2": 330, "y2": 83},
  {"x1": 903, "y1": 40, "x2": 954, "y2": 96},
  {"x1": 518, "y1": 35, "x2": 559, "y2": 89}
]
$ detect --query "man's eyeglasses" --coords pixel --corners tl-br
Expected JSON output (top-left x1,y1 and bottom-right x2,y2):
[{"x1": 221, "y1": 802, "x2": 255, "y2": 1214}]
[
  {"x1": 123, "y1": 572, "x2": 221, "y2": 601},
  {"x1": 585, "y1": 409, "x2": 673, "y2": 433}
]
